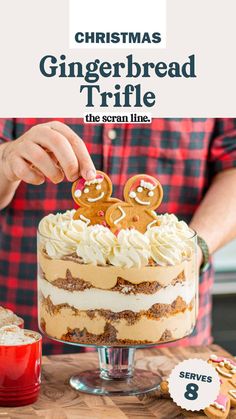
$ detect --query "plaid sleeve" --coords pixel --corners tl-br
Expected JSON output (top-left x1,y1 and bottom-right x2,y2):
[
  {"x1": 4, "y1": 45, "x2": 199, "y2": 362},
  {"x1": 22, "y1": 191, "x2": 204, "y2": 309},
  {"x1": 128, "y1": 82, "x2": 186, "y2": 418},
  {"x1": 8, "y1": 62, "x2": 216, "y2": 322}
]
[
  {"x1": 209, "y1": 118, "x2": 236, "y2": 176},
  {"x1": 0, "y1": 118, "x2": 14, "y2": 143}
]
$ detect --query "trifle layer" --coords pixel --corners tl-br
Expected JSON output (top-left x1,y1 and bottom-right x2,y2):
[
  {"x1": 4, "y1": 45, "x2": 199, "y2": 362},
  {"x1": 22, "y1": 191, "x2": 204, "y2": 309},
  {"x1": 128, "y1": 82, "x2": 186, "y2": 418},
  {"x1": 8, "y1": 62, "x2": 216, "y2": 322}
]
[
  {"x1": 38, "y1": 272, "x2": 195, "y2": 311},
  {"x1": 39, "y1": 294, "x2": 195, "y2": 345},
  {"x1": 38, "y1": 248, "x2": 195, "y2": 289}
]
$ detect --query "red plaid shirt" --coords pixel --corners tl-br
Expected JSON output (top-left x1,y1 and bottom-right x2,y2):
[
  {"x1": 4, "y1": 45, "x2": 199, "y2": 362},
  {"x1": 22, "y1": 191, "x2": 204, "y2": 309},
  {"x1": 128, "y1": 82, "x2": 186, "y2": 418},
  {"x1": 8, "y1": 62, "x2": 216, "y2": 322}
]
[{"x1": 1, "y1": 118, "x2": 236, "y2": 354}]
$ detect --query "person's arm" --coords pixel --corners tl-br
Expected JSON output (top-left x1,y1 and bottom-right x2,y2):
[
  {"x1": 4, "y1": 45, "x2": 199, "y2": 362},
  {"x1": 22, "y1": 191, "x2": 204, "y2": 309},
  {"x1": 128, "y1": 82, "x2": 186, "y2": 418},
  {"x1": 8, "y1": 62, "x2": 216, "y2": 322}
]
[
  {"x1": 0, "y1": 121, "x2": 96, "y2": 210},
  {"x1": 190, "y1": 168, "x2": 236, "y2": 266}
]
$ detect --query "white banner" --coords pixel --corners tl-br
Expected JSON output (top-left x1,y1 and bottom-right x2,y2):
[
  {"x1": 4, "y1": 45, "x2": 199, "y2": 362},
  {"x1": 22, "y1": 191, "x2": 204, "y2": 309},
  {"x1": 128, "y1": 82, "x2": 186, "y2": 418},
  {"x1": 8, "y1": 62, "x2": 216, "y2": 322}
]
[{"x1": 69, "y1": 0, "x2": 166, "y2": 49}]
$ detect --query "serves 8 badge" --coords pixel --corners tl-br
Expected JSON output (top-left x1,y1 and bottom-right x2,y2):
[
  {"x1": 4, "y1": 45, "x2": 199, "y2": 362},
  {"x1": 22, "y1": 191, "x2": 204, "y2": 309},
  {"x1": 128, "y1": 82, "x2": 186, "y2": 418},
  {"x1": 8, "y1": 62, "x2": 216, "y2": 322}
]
[{"x1": 168, "y1": 359, "x2": 220, "y2": 411}]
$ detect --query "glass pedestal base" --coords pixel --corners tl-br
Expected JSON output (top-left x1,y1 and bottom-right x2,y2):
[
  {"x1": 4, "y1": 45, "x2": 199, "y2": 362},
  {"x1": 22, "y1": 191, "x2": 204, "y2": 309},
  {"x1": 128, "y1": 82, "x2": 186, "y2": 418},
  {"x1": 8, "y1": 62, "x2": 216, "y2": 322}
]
[
  {"x1": 70, "y1": 368, "x2": 161, "y2": 396},
  {"x1": 69, "y1": 347, "x2": 161, "y2": 396}
]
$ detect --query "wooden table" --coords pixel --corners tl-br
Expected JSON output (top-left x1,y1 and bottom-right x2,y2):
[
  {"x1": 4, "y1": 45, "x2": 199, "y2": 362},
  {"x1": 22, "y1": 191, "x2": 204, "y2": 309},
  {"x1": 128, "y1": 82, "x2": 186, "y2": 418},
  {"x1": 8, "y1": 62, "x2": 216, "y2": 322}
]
[{"x1": 0, "y1": 345, "x2": 235, "y2": 419}]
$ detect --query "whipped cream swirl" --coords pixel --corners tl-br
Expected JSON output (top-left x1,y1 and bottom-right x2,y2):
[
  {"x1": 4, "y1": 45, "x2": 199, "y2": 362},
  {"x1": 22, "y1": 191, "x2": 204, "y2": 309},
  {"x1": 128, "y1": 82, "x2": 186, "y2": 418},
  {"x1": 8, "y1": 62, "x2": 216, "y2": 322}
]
[
  {"x1": 76, "y1": 225, "x2": 116, "y2": 265},
  {"x1": 38, "y1": 210, "x2": 87, "y2": 258},
  {"x1": 0, "y1": 325, "x2": 35, "y2": 346},
  {"x1": 108, "y1": 229, "x2": 150, "y2": 268},
  {"x1": 146, "y1": 214, "x2": 194, "y2": 266},
  {"x1": 0, "y1": 306, "x2": 22, "y2": 328}
]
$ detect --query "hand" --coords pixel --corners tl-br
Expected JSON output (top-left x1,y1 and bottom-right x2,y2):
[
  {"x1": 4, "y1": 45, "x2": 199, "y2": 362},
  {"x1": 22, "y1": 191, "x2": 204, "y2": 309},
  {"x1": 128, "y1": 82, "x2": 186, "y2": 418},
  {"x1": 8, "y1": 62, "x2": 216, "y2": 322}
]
[{"x1": 1, "y1": 121, "x2": 96, "y2": 185}]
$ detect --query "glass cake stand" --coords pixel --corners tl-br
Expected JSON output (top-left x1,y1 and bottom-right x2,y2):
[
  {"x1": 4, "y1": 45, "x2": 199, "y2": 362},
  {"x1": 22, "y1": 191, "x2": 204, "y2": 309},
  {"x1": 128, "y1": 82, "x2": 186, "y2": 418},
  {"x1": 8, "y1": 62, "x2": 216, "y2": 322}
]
[
  {"x1": 74, "y1": 345, "x2": 161, "y2": 395},
  {"x1": 38, "y1": 230, "x2": 198, "y2": 396},
  {"x1": 68, "y1": 342, "x2": 162, "y2": 395},
  {"x1": 40, "y1": 333, "x2": 196, "y2": 396}
]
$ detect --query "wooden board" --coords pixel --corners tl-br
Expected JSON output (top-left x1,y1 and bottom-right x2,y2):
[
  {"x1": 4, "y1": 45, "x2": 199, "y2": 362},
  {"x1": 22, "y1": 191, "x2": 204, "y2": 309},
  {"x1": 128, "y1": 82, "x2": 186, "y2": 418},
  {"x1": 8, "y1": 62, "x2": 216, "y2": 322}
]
[{"x1": 0, "y1": 345, "x2": 236, "y2": 419}]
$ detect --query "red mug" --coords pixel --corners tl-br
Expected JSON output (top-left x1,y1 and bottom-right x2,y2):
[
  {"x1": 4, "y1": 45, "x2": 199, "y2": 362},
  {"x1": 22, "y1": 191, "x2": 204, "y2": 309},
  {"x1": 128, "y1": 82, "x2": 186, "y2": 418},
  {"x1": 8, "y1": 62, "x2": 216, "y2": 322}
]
[{"x1": 0, "y1": 327, "x2": 42, "y2": 407}]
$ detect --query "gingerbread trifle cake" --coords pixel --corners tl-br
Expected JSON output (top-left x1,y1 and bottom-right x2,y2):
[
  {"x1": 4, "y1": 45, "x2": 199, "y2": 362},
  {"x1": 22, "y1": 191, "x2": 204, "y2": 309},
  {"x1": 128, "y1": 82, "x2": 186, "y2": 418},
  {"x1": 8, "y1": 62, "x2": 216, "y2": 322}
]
[{"x1": 38, "y1": 172, "x2": 197, "y2": 345}]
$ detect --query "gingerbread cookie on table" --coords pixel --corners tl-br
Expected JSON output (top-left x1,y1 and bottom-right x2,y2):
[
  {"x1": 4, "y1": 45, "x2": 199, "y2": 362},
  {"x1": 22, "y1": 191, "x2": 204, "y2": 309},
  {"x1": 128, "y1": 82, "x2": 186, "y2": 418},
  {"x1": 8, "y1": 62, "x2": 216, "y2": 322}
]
[
  {"x1": 160, "y1": 354, "x2": 236, "y2": 419},
  {"x1": 106, "y1": 174, "x2": 163, "y2": 233},
  {"x1": 72, "y1": 171, "x2": 120, "y2": 226},
  {"x1": 204, "y1": 354, "x2": 236, "y2": 419}
]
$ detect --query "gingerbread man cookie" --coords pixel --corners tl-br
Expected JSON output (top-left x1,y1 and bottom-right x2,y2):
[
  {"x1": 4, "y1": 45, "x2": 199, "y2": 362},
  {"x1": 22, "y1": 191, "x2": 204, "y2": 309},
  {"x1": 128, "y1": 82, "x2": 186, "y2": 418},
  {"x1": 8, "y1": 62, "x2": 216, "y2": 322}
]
[
  {"x1": 204, "y1": 354, "x2": 236, "y2": 419},
  {"x1": 72, "y1": 171, "x2": 120, "y2": 226},
  {"x1": 106, "y1": 174, "x2": 163, "y2": 233}
]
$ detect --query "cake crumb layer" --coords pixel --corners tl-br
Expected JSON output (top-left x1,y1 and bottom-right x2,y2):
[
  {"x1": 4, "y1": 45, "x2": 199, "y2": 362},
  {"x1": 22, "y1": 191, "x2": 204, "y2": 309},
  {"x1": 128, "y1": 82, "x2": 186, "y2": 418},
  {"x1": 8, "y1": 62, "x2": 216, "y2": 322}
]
[{"x1": 49, "y1": 271, "x2": 186, "y2": 294}]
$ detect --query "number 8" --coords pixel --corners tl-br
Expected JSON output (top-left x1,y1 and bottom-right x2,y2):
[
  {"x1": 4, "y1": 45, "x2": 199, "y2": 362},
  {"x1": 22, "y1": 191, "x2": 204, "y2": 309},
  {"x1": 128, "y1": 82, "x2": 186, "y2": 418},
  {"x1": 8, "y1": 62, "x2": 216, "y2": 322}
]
[{"x1": 184, "y1": 383, "x2": 199, "y2": 400}]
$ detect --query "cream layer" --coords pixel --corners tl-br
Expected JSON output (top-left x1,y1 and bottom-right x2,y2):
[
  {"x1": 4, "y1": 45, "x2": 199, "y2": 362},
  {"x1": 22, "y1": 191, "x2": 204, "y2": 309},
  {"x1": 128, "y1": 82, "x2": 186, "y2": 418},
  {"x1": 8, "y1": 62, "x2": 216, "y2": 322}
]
[
  {"x1": 39, "y1": 250, "x2": 195, "y2": 289},
  {"x1": 39, "y1": 275, "x2": 196, "y2": 312},
  {"x1": 39, "y1": 304, "x2": 195, "y2": 343}
]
